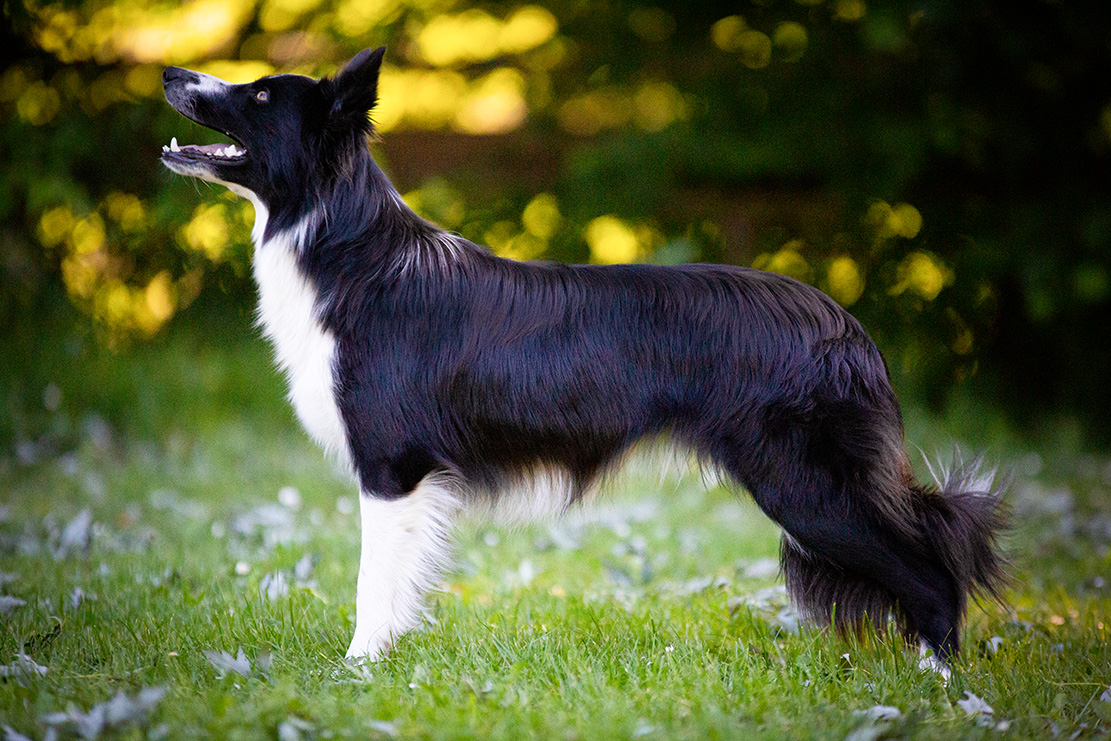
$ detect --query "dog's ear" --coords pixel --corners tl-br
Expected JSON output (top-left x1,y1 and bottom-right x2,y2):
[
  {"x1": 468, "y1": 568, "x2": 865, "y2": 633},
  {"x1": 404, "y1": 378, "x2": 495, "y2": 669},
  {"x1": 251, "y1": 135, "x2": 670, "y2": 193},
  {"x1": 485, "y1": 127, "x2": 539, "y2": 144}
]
[{"x1": 331, "y1": 46, "x2": 386, "y2": 120}]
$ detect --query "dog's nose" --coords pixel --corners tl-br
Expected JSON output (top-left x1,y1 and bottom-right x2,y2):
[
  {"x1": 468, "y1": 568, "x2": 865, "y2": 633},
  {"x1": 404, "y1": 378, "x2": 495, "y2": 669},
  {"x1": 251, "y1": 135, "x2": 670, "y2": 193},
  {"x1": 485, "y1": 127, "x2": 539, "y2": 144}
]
[{"x1": 162, "y1": 66, "x2": 190, "y2": 86}]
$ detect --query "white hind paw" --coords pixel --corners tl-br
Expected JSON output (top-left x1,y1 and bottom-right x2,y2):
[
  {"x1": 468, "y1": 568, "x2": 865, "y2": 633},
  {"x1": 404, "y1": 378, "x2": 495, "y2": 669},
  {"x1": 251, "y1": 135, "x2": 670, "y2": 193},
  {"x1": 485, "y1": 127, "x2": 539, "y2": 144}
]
[{"x1": 917, "y1": 641, "x2": 952, "y2": 684}]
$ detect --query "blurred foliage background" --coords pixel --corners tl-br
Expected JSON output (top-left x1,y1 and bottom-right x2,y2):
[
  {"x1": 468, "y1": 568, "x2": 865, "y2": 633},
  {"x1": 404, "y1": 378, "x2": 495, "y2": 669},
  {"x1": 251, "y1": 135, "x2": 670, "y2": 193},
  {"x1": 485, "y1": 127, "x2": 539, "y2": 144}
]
[{"x1": 2, "y1": 0, "x2": 1110, "y2": 447}]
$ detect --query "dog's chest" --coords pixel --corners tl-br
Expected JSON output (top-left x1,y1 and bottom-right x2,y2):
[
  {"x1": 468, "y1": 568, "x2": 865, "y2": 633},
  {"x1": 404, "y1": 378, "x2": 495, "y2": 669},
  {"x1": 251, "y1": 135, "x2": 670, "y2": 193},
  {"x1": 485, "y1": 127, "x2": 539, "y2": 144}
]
[{"x1": 252, "y1": 229, "x2": 350, "y2": 467}]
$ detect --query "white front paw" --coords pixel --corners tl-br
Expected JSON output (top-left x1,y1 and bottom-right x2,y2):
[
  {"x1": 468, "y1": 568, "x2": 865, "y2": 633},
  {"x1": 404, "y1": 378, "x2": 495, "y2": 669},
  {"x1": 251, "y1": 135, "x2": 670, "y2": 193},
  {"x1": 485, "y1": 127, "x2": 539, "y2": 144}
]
[{"x1": 345, "y1": 626, "x2": 393, "y2": 662}]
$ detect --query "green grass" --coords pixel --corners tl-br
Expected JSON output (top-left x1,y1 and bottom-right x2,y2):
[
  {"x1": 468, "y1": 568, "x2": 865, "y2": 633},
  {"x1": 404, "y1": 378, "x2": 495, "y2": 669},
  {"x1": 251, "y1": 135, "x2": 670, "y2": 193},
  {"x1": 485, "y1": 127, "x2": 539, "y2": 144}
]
[{"x1": 2, "y1": 310, "x2": 1110, "y2": 739}]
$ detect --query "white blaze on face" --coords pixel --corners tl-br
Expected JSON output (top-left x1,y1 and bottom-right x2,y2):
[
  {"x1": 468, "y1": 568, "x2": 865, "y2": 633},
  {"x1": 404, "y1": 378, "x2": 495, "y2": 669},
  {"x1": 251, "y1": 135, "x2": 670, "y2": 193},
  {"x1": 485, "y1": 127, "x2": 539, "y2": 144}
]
[{"x1": 186, "y1": 70, "x2": 233, "y2": 95}]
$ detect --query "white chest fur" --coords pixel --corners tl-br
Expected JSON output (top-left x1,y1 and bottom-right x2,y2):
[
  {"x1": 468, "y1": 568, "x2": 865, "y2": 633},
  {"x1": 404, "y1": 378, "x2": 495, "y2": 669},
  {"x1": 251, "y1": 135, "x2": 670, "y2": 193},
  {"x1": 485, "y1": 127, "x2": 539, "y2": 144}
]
[{"x1": 250, "y1": 210, "x2": 351, "y2": 469}]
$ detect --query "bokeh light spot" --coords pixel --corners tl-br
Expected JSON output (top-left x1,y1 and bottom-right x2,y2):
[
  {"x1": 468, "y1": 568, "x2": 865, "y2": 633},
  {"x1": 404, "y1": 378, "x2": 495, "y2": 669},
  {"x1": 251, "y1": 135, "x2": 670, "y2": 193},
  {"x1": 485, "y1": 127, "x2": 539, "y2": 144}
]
[
  {"x1": 737, "y1": 30, "x2": 773, "y2": 70},
  {"x1": 633, "y1": 81, "x2": 687, "y2": 132},
  {"x1": 70, "y1": 214, "x2": 107, "y2": 255},
  {"x1": 419, "y1": 10, "x2": 503, "y2": 67},
  {"x1": 754, "y1": 241, "x2": 813, "y2": 283},
  {"x1": 332, "y1": 0, "x2": 400, "y2": 38},
  {"x1": 501, "y1": 6, "x2": 559, "y2": 54},
  {"x1": 123, "y1": 65, "x2": 161, "y2": 97},
  {"x1": 890, "y1": 203, "x2": 923, "y2": 239},
  {"x1": 866, "y1": 200, "x2": 922, "y2": 240},
  {"x1": 181, "y1": 203, "x2": 230, "y2": 261},
  {"x1": 586, "y1": 215, "x2": 640, "y2": 264},
  {"x1": 834, "y1": 0, "x2": 867, "y2": 22},
  {"x1": 711, "y1": 16, "x2": 747, "y2": 52},
  {"x1": 455, "y1": 68, "x2": 528, "y2": 135},
  {"x1": 16, "y1": 82, "x2": 62, "y2": 125},
  {"x1": 522, "y1": 194, "x2": 561, "y2": 240},
  {"x1": 890, "y1": 251, "x2": 953, "y2": 301},
  {"x1": 144, "y1": 271, "x2": 176, "y2": 324},
  {"x1": 826, "y1": 256, "x2": 865, "y2": 306},
  {"x1": 773, "y1": 22, "x2": 808, "y2": 63},
  {"x1": 104, "y1": 192, "x2": 147, "y2": 232},
  {"x1": 38, "y1": 205, "x2": 75, "y2": 248}
]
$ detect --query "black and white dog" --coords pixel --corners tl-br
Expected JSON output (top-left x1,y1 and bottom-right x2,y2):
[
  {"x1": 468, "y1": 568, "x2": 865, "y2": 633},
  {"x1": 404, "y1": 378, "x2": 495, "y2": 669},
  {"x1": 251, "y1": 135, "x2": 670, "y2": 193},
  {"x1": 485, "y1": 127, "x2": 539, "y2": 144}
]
[{"x1": 161, "y1": 48, "x2": 1007, "y2": 666}]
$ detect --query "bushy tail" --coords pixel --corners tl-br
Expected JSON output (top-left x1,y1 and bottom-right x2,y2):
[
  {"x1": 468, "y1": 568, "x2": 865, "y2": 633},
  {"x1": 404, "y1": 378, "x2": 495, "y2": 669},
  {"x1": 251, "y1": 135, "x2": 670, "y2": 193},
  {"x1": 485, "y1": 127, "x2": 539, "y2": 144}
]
[
  {"x1": 780, "y1": 448, "x2": 1009, "y2": 658},
  {"x1": 918, "y1": 450, "x2": 1011, "y2": 612}
]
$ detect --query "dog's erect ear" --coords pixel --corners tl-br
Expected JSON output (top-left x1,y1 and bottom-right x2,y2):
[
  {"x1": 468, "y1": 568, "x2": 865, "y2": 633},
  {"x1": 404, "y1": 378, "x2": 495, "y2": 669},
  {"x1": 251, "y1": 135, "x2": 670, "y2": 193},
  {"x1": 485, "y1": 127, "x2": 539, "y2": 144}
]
[{"x1": 332, "y1": 46, "x2": 386, "y2": 119}]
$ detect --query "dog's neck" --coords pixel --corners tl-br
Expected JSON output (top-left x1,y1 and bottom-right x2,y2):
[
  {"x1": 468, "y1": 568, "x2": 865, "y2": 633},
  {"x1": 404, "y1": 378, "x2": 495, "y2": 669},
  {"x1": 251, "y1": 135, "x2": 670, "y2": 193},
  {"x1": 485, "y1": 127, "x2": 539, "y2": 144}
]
[
  {"x1": 243, "y1": 147, "x2": 480, "y2": 336},
  {"x1": 250, "y1": 149, "x2": 455, "y2": 264}
]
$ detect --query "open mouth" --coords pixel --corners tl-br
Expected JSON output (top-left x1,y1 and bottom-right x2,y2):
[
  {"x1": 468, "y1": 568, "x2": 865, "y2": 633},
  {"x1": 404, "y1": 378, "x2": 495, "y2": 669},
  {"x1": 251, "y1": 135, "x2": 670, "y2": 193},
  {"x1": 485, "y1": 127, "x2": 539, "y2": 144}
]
[{"x1": 161, "y1": 136, "x2": 247, "y2": 163}]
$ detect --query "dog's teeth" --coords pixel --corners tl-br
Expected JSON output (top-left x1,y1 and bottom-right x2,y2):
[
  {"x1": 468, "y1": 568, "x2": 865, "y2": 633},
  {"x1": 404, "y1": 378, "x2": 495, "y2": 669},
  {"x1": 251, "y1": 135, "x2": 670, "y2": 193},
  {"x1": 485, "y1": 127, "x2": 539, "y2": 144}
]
[
  {"x1": 162, "y1": 145, "x2": 169, "y2": 153},
  {"x1": 170, "y1": 137, "x2": 180, "y2": 152}
]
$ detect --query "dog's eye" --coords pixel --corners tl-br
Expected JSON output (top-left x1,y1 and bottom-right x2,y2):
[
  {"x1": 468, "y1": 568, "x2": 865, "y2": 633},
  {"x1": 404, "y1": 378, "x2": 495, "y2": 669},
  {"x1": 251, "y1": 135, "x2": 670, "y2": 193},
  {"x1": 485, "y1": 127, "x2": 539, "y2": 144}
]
[{"x1": 255, "y1": 89, "x2": 269, "y2": 103}]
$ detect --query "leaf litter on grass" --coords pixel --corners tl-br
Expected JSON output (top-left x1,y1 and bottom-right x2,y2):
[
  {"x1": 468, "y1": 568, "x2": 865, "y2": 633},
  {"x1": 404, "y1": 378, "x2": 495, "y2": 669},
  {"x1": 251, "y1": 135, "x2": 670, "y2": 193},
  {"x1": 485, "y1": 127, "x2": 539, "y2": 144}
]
[
  {"x1": 0, "y1": 654, "x2": 48, "y2": 682},
  {"x1": 845, "y1": 705, "x2": 904, "y2": 741},
  {"x1": 955, "y1": 690, "x2": 1014, "y2": 731},
  {"x1": 40, "y1": 686, "x2": 167, "y2": 740},
  {"x1": 203, "y1": 647, "x2": 272, "y2": 680},
  {"x1": 0, "y1": 595, "x2": 26, "y2": 615}
]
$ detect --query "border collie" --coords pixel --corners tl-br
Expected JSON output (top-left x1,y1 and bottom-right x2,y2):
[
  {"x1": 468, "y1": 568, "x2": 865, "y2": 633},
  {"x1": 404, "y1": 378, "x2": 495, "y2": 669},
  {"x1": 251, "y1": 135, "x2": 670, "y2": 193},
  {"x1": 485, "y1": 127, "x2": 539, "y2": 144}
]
[{"x1": 160, "y1": 47, "x2": 1008, "y2": 667}]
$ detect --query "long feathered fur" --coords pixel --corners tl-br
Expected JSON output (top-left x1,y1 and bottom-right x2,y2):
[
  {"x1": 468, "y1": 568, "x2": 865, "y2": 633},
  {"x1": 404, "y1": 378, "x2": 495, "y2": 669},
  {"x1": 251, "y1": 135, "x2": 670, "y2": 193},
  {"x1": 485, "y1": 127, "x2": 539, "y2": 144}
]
[
  {"x1": 918, "y1": 451, "x2": 1011, "y2": 608},
  {"x1": 782, "y1": 449, "x2": 1009, "y2": 655},
  {"x1": 160, "y1": 47, "x2": 1011, "y2": 663}
]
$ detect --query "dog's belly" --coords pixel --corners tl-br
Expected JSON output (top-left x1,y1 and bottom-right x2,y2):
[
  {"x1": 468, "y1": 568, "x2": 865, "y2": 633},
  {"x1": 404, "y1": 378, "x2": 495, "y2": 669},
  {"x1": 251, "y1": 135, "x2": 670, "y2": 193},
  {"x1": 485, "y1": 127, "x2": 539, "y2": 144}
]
[{"x1": 252, "y1": 226, "x2": 351, "y2": 468}]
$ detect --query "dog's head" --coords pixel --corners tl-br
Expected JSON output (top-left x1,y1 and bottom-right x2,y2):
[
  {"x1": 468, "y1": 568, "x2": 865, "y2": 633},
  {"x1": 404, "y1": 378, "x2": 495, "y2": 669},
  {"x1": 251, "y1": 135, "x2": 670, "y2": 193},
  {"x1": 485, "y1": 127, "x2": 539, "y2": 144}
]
[{"x1": 160, "y1": 47, "x2": 386, "y2": 207}]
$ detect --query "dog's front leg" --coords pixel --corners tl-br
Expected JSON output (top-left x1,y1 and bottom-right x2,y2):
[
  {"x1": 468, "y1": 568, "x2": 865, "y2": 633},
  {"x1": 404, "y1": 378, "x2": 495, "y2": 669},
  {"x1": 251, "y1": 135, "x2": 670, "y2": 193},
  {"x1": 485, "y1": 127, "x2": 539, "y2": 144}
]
[{"x1": 346, "y1": 477, "x2": 458, "y2": 661}]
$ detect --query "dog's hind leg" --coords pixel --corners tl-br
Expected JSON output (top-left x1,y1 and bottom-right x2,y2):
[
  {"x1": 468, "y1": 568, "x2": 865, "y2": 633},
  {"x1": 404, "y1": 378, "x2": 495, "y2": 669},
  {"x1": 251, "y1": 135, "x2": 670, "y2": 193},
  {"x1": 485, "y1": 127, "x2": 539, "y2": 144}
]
[
  {"x1": 346, "y1": 474, "x2": 459, "y2": 660},
  {"x1": 763, "y1": 476, "x2": 964, "y2": 659},
  {"x1": 723, "y1": 414, "x2": 1005, "y2": 662}
]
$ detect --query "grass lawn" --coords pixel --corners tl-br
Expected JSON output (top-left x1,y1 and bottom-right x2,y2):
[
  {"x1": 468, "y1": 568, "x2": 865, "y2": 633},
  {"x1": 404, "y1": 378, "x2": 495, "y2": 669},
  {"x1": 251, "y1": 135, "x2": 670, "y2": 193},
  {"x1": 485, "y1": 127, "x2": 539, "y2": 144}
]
[{"x1": 1, "y1": 307, "x2": 1110, "y2": 739}]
